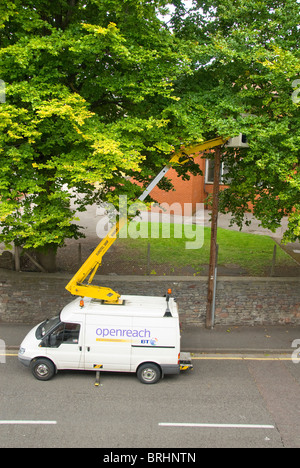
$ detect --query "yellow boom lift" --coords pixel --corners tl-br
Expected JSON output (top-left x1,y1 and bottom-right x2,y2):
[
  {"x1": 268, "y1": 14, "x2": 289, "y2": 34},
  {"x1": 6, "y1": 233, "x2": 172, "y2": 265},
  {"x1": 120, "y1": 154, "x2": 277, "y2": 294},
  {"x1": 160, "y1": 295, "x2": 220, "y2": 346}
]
[{"x1": 65, "y1": 137, "x2": 228, "y2": 303}]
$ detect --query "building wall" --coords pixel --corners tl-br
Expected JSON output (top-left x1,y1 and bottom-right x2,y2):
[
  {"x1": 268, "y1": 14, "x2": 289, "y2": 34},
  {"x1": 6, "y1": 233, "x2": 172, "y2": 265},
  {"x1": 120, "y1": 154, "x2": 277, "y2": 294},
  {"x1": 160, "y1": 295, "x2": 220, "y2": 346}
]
[
  {"x1": 150, "y1": 155, "x2": 206, "y2": 215},
  {"x1": 149, "y1": 154, "x2": 230, "y2": 214}
]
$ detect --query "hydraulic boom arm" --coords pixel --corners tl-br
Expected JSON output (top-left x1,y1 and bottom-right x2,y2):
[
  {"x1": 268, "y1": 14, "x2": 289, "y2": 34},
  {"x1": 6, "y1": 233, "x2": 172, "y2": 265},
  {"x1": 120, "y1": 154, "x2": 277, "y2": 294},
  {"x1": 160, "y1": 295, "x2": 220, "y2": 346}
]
[{"x1": 65, "y1": 137, "x2": 228, "y2": 302}]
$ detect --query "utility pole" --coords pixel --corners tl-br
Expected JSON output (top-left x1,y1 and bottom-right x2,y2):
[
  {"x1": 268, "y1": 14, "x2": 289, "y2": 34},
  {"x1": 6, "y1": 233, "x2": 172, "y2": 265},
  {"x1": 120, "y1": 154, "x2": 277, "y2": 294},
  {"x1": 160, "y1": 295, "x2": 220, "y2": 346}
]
[{"x1": 206, "y1": 145, "x2": 222, "y2": 329}]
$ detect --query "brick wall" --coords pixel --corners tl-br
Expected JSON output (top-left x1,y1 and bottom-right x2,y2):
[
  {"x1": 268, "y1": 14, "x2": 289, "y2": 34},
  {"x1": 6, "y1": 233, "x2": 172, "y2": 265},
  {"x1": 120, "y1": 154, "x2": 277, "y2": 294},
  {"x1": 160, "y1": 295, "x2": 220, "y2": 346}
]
[
  {"x1": 150, "y1": 155, "x2": 205, "y2": 215},
  {"x1": 0, "y1": 269, "x2": 299, "y2": 326}
]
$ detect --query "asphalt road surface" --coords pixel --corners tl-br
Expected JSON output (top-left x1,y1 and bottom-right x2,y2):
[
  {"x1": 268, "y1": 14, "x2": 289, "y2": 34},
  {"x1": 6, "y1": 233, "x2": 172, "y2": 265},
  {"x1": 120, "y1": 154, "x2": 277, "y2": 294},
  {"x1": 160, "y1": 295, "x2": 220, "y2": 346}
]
[{"x1": 1, "y1": 354, "x2": 300, "y2": 449}]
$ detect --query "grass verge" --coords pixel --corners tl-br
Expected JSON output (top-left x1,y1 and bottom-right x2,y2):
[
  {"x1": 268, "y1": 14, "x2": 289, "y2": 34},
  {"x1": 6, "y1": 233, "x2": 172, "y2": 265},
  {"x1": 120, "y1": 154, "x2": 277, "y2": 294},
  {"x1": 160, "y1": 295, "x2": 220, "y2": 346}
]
[{"x1": 116, "y1": 222, "x2": 296, "y2": 276}]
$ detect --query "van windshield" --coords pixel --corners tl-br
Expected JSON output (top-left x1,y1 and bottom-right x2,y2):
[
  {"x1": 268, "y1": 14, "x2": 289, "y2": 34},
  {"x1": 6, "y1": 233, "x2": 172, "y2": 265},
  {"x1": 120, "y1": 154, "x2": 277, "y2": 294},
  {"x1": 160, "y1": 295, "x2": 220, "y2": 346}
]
[{"x1": 35, "y1": 316, "x2": 61, "y2": 340}]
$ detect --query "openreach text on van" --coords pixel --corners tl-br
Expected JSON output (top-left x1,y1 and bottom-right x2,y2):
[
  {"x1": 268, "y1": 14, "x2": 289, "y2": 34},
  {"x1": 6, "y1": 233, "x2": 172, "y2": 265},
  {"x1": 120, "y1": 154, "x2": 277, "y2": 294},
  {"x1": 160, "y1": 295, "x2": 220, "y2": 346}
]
[
  {"x1": 96, "y1": 327, "x2": 151, "y2": 339},
  {"x1": 102, "y1": 452, "x2": 197, "y2": 465}
]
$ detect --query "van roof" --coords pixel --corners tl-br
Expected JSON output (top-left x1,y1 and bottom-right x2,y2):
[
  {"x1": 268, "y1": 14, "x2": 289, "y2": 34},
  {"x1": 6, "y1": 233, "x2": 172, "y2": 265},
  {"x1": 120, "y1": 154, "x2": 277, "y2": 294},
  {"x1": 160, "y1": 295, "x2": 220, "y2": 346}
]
[{"x1": 60, "y1": 295, "x2": 178, "y2": 321}]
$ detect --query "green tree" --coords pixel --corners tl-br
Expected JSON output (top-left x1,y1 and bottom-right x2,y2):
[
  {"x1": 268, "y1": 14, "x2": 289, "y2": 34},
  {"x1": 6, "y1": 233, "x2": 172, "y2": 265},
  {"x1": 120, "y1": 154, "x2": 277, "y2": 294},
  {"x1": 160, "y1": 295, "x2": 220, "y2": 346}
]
[
  {"x1": 169, "y1": 0, "x2": 300, "y2": 241},
  {"x1": 0, "y1": 0, "x2": 195, "y2": 269}
]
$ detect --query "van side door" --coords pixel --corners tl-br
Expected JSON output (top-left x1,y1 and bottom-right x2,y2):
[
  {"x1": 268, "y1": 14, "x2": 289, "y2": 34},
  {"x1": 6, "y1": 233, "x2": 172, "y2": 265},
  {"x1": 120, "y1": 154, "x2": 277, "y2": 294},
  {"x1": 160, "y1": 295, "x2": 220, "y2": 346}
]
[{"x1": 84, "y1": 315, "x2": 132, "y2": 372}]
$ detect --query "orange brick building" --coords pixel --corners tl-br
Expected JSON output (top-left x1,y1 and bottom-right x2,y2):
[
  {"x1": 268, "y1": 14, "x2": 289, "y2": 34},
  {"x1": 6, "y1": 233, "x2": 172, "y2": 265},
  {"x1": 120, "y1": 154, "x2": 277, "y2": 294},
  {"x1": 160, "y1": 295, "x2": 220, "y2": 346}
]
[{"x1": 149, "y1": 154, "x2": 228, "y2": 216}]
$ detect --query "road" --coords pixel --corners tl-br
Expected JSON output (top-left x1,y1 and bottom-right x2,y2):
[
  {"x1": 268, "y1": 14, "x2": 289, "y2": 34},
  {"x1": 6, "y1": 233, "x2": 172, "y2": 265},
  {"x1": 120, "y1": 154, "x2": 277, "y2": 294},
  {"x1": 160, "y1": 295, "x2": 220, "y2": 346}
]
[{"x1": 1, "y1": 354, "x2": 300, "y2": 449}]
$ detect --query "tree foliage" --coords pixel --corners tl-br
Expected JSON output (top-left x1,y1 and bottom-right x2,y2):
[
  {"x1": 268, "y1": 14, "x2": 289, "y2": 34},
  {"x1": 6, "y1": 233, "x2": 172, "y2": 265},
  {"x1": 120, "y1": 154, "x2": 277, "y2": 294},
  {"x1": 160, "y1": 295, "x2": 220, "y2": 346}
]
[
  {"x1": 0, "y1": 0, "x2": 299, "y2": 264},
  {"x1": 169, "y1": 0, "x2": 300, "y2": 241},
  {"x1": 0, "y1": 0, "x2": 195, "y2": 256}
]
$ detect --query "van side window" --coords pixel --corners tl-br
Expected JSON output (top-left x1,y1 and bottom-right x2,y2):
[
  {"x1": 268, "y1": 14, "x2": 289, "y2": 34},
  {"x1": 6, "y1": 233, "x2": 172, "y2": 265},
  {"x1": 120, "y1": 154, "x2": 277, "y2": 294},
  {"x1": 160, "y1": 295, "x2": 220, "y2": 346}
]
[{"x1": 47, "y1": 323, "x2": 80, "y2": 348}]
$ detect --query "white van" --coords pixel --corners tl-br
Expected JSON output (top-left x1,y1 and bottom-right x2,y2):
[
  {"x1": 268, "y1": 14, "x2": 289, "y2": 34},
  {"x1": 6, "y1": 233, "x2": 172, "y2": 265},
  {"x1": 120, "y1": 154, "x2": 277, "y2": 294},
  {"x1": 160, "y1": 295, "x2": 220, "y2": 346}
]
[{"x1": 18, "y1": 294, "x2": 192, "y2": 384}]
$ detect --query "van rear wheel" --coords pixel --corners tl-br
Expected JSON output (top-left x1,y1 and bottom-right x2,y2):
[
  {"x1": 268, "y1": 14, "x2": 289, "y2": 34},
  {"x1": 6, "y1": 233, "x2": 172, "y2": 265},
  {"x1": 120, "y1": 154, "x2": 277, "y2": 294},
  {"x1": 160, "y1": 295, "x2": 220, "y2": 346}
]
[
  {"x1": 31, "y1": 358, "x2": 55, "y2": 381},
  {"x1": 137, "y1": 363, "x2": 161, "y2": 384}
]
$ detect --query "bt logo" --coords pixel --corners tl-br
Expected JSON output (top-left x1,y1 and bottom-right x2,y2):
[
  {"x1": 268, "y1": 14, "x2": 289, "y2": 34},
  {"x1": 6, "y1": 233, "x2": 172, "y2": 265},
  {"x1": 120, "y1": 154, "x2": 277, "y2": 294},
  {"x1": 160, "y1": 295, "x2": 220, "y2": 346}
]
[{"x1": 141, "y1": 338, "x2": 158, "y2": 346}]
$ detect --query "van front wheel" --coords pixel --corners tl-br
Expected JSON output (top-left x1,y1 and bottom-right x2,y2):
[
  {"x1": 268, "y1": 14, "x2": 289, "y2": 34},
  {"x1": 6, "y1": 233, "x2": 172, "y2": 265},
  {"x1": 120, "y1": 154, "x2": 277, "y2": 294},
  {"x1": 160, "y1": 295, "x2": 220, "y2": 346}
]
[
  {"x1": 31, "y1": 358, "x2": 55, "y2": 381},
  {"x1": 137, "y1": 363, "x2": 161, "y2": 384}
]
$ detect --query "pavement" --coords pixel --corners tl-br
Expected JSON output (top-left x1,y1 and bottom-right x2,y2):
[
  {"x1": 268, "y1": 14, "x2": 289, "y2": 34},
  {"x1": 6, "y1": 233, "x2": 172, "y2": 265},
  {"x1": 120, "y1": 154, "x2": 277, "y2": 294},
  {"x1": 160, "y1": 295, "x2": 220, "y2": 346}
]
[
  {"x1": 181, "y1": 325, "x2": 300, "y2": 354},
  {"x1": 1, "y1": 322, "x2": 299, "y2": 355}
]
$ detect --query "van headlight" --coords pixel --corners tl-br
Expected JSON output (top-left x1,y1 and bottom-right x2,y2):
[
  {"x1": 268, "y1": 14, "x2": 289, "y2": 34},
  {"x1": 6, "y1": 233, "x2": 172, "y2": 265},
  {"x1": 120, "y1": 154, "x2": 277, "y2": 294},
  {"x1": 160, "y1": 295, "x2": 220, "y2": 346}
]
[{"x1": 19, "y1": 347, "x2": 26, "y2": 355}]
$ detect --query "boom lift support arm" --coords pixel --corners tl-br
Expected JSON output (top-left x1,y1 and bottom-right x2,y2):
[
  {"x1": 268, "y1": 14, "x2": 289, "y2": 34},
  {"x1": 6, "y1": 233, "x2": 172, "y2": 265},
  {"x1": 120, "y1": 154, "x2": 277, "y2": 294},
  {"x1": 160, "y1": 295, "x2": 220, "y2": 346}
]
[{"x1": 65, "y1": 137, "x2": 228, "y2": 303}]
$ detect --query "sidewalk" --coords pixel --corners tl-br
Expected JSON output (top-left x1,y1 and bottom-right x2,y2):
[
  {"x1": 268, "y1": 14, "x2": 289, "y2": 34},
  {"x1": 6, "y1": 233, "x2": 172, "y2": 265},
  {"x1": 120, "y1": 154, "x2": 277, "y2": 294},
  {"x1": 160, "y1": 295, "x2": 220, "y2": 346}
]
[
  {"x1": 1, "y1": 323, "x2": 299, "y2": 354},
  {"x1": 181, "y1": 325, "x2": 300, "y2": 354}
]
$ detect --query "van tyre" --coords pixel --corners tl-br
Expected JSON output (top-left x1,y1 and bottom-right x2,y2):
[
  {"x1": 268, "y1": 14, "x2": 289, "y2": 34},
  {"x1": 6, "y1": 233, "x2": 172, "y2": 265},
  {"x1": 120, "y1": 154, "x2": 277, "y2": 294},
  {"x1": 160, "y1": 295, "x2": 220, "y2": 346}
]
[
  {"x1": 137, "y1": 363, "x2": 161, "y2": 384},
  {"x1": 31, "y1": 358, "x2": 55, "y2": 381}
]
